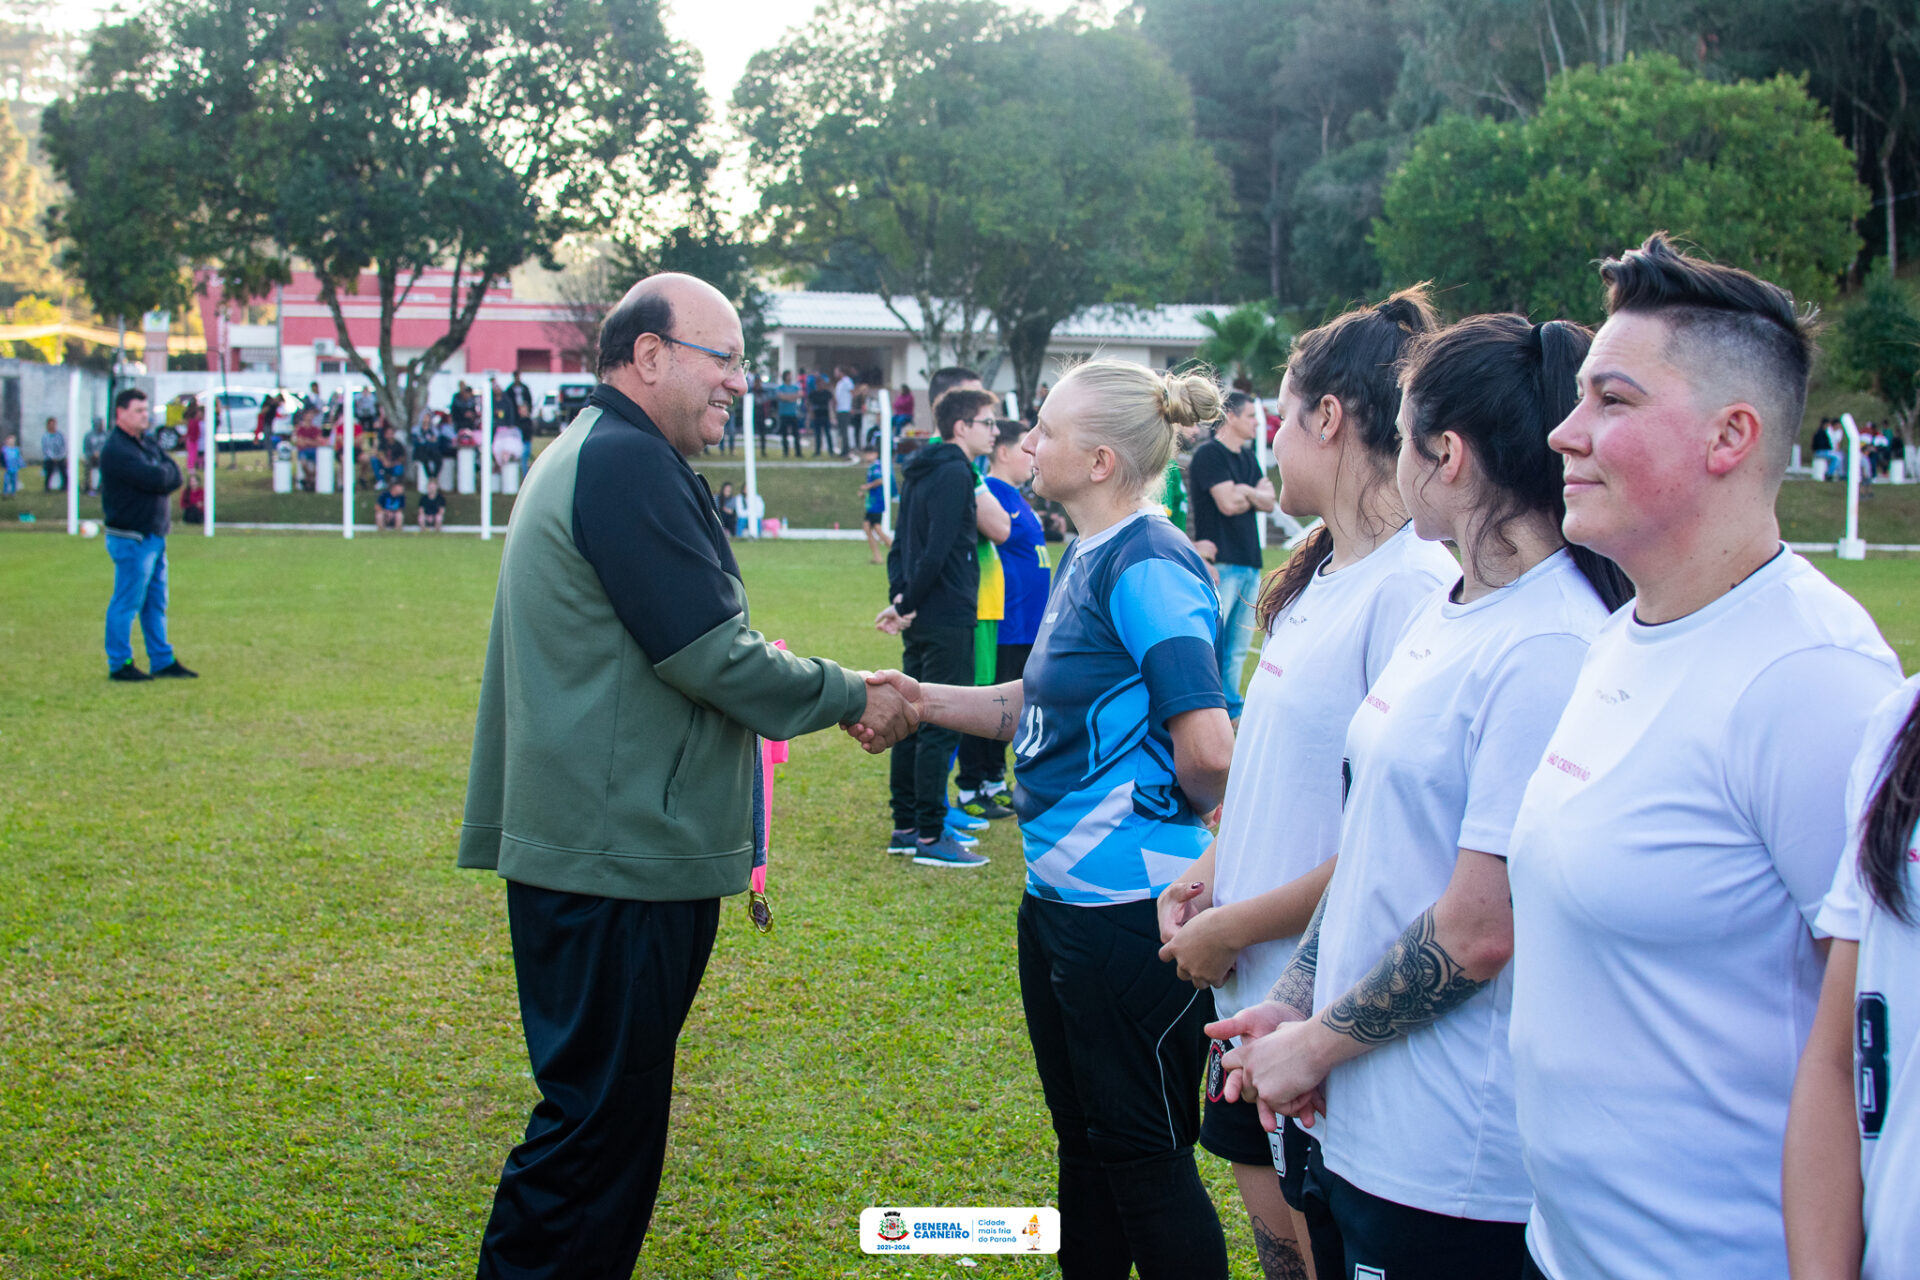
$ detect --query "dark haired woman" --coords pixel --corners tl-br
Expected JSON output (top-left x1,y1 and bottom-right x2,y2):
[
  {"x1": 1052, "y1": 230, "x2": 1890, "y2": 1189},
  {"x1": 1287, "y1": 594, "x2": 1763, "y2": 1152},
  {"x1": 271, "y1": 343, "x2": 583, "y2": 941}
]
[
  {"x1": 1215, "y1": 314, "x2": 1633, "y2": 1278},
  {"x1": 1156, "y1": 287, "x2": 1451, "y2": 1280},
  {"x1": 1785, "y1": 676, "x2": 1920, "y2": 1279}
]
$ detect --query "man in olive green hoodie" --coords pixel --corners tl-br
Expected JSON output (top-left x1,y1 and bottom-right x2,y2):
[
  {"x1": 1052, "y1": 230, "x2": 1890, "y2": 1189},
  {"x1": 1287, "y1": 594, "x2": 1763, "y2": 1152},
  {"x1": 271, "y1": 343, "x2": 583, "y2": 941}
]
[{"x1": 461, "y1": 274, "x2": 916, "y2": 1280}]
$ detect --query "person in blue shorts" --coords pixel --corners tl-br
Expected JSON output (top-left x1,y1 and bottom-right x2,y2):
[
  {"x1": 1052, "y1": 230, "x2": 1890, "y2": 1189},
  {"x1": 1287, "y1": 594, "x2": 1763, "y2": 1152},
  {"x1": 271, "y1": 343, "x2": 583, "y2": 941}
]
[
  {"x1": 955, "y1": 418, "x2": 1050, "y2": 819},
  {"x1": 855, "y1": 359, "x2": 1238, "y2": 1279},
  {"x1": 860, "y1": 443, "x2": 892, "y2": 563}
]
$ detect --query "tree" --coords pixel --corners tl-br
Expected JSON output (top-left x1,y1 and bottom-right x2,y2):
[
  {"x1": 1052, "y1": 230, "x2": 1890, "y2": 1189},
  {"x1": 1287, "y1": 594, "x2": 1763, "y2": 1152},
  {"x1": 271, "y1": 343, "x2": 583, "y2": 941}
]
[
  {"x1": 1375, "y1": 55, "x2": 1868, "y2": 320},
  {"x1": 737, "y1": 1, "x2": 1231, "y2": 406},
  {"x1": 547, "y1": 215, "x2": 772, "y2": 376},
  {"x1": 735, "y1": 0, "x2": 1028, "y2": 374},
  {"x1": 44, "y1": 0, "x2": 708, "y2": 429},
  {"x1": 1830, "y1": 265, "x2": 1920, "y2": 433},
  {"x1": 0, "y1": 92, "x2": 53, "y2": 308},
  {"x1": 971, "y1": 22, "x2": 1231, "y2": 406},
  {"x1": 1194, "y1": 302, "x2": 1291, "y2": 394}
]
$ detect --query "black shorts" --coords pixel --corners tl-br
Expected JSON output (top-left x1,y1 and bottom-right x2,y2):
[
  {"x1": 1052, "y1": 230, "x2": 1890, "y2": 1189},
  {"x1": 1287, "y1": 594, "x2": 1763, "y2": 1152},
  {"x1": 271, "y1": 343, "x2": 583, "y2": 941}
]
[
  {"x1": 863, "y1": 511, "x2": 884, "y2": 527},
  {"x1": 1198, "y1": 1039, "x2": 1281, "y2": 1167},
  {"x1": 1308, "y1": 1151, "x2": 1528, "y2": 1280}
]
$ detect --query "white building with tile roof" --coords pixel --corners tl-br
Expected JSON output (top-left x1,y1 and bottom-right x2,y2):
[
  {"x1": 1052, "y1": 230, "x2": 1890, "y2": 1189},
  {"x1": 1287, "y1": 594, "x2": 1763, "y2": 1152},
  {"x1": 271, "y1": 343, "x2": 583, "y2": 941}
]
[{"x1": 762, "y1": 291, "x2": 1218, "y2": 420}]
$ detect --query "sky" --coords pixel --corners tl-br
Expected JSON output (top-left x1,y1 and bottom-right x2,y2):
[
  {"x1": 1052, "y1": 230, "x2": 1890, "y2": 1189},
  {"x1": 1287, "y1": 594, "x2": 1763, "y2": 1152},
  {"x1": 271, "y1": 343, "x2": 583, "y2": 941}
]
[{"x1": 48, "y1": 0, "x2": 1097, "y2": 216}]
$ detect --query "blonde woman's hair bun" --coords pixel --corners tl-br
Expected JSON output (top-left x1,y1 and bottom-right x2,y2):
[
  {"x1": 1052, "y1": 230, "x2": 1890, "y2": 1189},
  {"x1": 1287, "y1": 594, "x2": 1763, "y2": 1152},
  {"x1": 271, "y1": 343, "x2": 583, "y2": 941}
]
[{"x1": 1157, "y1": 369, "x2": 1225, "y2": 429}]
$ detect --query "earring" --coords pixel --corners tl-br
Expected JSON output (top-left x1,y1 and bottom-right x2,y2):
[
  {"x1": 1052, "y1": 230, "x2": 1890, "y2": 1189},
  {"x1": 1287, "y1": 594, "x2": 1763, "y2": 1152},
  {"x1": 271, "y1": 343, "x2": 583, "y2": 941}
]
[{"x1": 1319, "y1": 432, "x2": 1326, "y2": 442}]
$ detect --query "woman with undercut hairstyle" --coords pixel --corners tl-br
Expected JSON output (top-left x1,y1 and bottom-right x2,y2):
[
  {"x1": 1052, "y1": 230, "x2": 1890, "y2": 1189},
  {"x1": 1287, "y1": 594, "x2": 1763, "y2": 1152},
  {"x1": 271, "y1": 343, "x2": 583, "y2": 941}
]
[
  {"x1": 1506, "y1": 233, "x2": 1901, "y2": 1280},
  {"x1": 1213, "y1": 313, "x2": 1632, "y2": 1280}
]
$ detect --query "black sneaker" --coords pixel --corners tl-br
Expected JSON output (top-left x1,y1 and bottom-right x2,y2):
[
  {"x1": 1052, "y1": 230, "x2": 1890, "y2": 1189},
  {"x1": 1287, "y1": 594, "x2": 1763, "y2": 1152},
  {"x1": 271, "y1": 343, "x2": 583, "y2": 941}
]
[
  {"x1": 108, "y1": 662, "x2": 151, "y2": 682},
  {"x1": 912, "y1": 835, "x2": 990, "y2": 869},
  {"x1": 886, "y1": 828, "x2": 918, "y2": 856},
  {"x1": 957, "y1": 790, "x2": 1017, "y2": 821},
  {"x1": 151, "y1": 661, "x2": 199, "y2": 679}
]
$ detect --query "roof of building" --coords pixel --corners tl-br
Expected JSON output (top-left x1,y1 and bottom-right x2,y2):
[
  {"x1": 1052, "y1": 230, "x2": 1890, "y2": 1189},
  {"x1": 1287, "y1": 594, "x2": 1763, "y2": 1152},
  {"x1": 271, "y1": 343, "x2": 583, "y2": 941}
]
[{"x1": 763, "y1": 291, "x2": 1219, "y2": 344}]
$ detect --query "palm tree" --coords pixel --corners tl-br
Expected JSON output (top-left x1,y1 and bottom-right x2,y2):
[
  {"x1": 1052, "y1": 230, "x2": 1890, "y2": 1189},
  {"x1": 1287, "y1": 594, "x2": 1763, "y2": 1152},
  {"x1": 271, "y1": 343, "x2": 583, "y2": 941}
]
[{"x1": 1195, "y1": 302, "x2": 1290, "y2": 395}]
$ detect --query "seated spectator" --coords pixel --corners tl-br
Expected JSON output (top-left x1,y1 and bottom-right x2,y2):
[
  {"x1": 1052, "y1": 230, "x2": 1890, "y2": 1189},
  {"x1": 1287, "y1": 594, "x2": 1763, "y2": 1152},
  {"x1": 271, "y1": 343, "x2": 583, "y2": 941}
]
[
  {"x1": 291, "y1": 410, "x2": 325, "y2": 489},
  {"x1": 891, "y1": 384, "x2": 915, "y2": 434},
  {"x1": 715, "y1": 480, "x2": 739, "y2": 536},
  {"x1": 376, "y1": 478, "x2": 407, "y2": 530},
  {"x1": 180, "y1": 473, "x2": 206, "y2": 526},
  {"x1": 492, "y1": 423, "x2": 526, "y2": 485},
  {"x1": 418, "y1": 479, "x2": 446, "y2": 531}
]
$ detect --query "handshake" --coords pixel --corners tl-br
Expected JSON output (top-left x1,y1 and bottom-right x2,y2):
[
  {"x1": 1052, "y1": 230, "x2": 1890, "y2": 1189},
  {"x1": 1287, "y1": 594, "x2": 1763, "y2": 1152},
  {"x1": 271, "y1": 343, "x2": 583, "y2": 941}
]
[{"x1": 843, "y1": 670, "x2": 924, "y2": 753}]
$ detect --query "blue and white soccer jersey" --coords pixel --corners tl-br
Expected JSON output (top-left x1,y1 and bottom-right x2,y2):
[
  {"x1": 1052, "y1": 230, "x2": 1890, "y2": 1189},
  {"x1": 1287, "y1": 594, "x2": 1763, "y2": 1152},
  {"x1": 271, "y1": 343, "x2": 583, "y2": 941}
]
[{"x1": 1013, "y1": 512, "x2": 1225, "y2": 906}]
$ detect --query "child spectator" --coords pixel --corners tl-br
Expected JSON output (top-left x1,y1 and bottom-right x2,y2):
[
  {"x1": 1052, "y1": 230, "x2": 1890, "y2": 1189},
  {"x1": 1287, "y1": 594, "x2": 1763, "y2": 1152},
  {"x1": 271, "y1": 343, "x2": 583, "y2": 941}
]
[
  {"x1": 418, "y1": 479, "x2": 446, "y2": 531},
  {"x1": 2, "y1": 434, "x2": 19, "y2": 497},
  {"x1": 376, "y1": 478, "x2": 407, "y2": 530},
  {"x1": 860, "y1": 443, "x2": 892, "y2": 563}
]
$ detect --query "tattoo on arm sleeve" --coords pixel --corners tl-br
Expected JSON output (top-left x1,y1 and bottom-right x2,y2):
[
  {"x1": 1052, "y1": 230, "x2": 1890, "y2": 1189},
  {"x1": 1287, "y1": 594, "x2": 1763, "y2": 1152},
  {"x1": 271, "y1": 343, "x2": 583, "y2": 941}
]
[
  {"x1": 1320, "y1": 907, "x2": 1486, "y2": 1047},
  {"x1": 1266, "y1": 891, "x2": 1326, "y2": 1017}
]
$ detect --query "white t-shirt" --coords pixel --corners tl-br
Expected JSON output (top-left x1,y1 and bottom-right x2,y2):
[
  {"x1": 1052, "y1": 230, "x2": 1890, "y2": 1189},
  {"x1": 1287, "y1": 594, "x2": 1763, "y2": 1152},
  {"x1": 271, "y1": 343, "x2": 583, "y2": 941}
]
[
  {"x1": 1211, "y1": 525, "x2": 1457, "y2": 1024},
  {"x1": 835, "y1": 376, "x2": 855, "y2": 413},
  {"x1": 1314, "y1": 548, "x2": 1608, "y2": 1221},
  {"x1": 1816, "y1": 674, "x2": 1920, "y2": 1280},
  {"x1": 1507, "y1": 548, "x2": 1901, "y2": 1280}
]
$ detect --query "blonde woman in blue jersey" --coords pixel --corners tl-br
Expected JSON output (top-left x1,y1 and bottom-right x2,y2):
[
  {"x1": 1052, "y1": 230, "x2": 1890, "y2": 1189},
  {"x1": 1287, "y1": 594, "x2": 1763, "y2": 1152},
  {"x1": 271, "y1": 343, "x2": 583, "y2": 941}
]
[{"x1": 853, "y1": 359, "x2": 1238, "y2": 1278}]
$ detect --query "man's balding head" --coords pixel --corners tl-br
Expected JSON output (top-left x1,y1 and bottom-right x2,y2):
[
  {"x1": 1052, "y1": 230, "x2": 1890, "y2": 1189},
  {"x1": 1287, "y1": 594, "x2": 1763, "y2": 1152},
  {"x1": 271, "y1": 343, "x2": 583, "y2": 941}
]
[
  {"x1": 597, "y1": 273, "x2": 738, "y2": 379},
  {"x1": 594, "y1": 273, "x2": 748, "y2": 457}
]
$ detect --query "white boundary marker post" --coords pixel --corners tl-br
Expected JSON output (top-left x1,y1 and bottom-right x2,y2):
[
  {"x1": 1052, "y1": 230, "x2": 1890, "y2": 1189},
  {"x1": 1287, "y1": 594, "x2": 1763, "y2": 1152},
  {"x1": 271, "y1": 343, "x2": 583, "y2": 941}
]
[
  {"x1": 1251, "y1": 395, "x2": 1271, "y2": 548},
  {"x1": 743, "y1": 381, "x2": 759, "y2": 540},
  {"x1": 879, "y1": 395, "x2": 894, "y2": 540},
  {"x1": 341, "y1": 383, "x2": 354, "y2": 539},
  {"x1": 480, "y1": 381, "x2": 493, "y2": 541},
  {"x1": 204, "y1": 388, "x2": 217, "y2": 537},
  {"x1": 66, "y1": 368, "x2": 80, "y2": 534},
  {"x1": 1839, "y1": 412, "x2": 1866, "y2": 560}
]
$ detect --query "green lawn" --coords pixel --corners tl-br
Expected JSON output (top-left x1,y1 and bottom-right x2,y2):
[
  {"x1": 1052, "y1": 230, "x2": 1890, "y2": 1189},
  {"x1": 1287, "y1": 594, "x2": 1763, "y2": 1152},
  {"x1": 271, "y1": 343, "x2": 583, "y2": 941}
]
[
  {"x1": 0, "y1": 537, "x2": 1231, "y2": 1279},
  {"x1": 4, "y1": 536, "x2": 1918, "y2": 1279}
]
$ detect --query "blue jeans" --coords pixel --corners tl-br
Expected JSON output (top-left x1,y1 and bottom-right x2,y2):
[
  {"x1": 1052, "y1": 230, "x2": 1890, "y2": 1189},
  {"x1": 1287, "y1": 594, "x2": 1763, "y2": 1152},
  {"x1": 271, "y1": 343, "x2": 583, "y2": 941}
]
[
  {"x1": 1215, "y1": 563, "x2": 1261, "y2": 719},
  {"x1": 105, "y1": 533, "x2": 174, "y2": 671}
]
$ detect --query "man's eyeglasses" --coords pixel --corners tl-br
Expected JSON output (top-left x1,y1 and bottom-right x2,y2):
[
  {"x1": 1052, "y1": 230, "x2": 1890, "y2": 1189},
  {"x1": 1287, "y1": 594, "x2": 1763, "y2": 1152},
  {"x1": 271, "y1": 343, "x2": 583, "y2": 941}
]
[{"x1": 660, "y1": 335, "x2": 747, "y2": 376}]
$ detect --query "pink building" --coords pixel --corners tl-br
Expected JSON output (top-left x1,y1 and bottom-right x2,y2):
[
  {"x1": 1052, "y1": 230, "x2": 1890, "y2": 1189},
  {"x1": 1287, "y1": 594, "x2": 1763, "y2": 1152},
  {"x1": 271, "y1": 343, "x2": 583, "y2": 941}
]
[{"x1": 197, "y1": 266, "x2": 588, "y2": 379}]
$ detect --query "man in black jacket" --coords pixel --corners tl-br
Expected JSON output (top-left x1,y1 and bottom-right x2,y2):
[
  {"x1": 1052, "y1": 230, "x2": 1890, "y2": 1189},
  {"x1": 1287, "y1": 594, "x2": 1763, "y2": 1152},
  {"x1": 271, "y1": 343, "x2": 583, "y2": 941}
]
[
  {"x1": 100, "y1": 388, "x2": 196, "y2": 682},
  {"x1": 880, "y1": 386, "x2": 999, "y2": 866}
]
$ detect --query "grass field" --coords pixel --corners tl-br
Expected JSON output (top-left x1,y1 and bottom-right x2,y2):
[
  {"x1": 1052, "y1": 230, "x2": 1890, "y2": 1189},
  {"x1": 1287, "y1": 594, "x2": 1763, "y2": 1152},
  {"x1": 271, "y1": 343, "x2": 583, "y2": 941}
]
[{"x1": 4, "y1": 535, "x2": 1920, "y2": 1279}]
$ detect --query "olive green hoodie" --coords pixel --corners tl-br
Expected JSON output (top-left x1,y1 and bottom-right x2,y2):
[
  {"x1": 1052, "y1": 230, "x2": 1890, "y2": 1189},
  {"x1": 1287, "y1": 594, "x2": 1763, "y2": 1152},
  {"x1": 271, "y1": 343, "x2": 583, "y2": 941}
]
[{"x1": 458, "y1": 386, "x2": 867, "y2": 900}]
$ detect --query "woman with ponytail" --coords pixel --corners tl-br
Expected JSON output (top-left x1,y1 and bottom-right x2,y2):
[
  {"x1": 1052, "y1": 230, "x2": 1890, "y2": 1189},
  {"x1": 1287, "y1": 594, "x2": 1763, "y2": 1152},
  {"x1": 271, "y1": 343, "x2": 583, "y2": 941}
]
[
  {"x1": 1786, "y1": 677, "x2": 1920, "y2": 1279},
  {"x1": 1155, "y1": 287, "x2": 1452, "y2": 1280},
  {"x1": 1213, "y1": 313, "x2": 1631, "y2": 1278},
  {"x1": 853, "y1": 358, "x2": 1239, "y2": 1278}
]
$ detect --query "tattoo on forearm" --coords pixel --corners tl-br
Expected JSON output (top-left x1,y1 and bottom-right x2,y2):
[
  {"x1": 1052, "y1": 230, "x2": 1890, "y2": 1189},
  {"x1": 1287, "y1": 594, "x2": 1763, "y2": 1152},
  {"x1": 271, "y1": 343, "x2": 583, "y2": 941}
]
[
  {"x1": 1267, "y1": 891, "x2": 1326, "y2": 1017},
  {"x1": 993, "y1": 693, "x2": 1012, "y2": 739},
  {"x1": 1250, "y1": 1216, "x2": 1310, "y2": 1280},
  {"x1": 1321, "y1": 907, "x2": 1486, "y2": 1047}
]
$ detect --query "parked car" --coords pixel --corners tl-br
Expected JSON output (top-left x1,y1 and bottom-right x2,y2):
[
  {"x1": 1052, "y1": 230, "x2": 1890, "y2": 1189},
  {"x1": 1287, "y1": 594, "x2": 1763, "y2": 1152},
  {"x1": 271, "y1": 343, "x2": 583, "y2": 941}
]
[
  {"x1": 154, "y1": 388, "x2": 308, "y2": 451},
  {"x1": 555, "y1": 382, "x2": 594, "y2": 428}
]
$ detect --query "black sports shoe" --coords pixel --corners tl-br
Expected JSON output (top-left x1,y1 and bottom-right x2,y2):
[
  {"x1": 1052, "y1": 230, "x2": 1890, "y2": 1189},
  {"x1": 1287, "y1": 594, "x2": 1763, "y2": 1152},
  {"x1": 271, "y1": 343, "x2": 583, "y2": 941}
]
[
  {"x1": 108, "y1": 663, "x2": 151, "y2": 682},
  {"x1": 150, "y1": 661, "x2": 199, "y2": 679}
]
